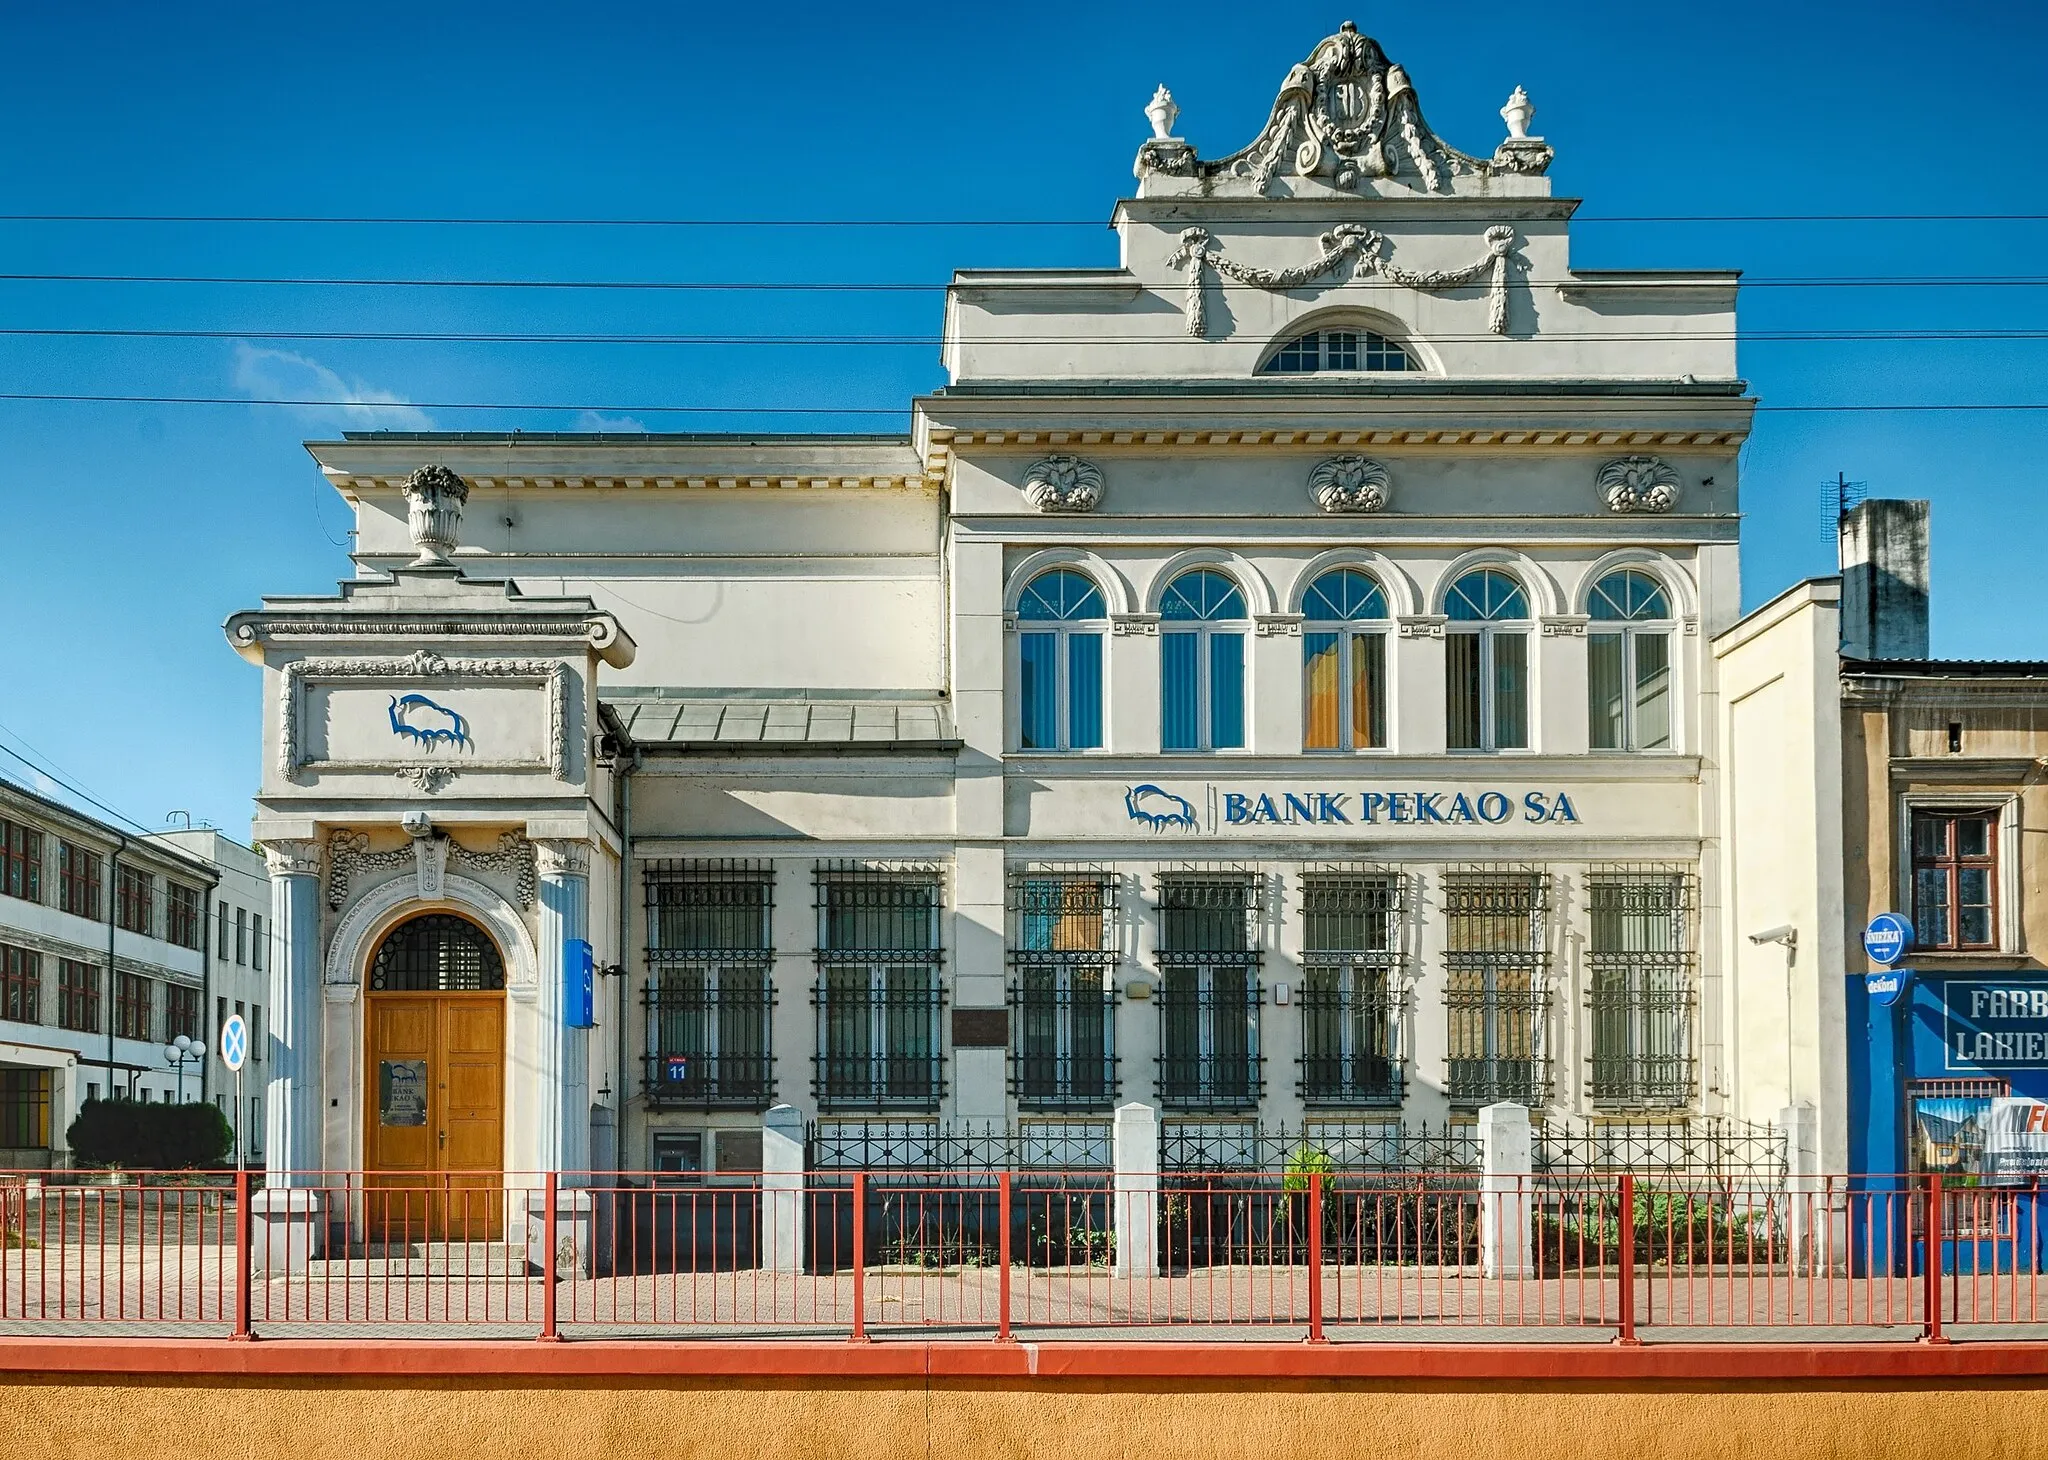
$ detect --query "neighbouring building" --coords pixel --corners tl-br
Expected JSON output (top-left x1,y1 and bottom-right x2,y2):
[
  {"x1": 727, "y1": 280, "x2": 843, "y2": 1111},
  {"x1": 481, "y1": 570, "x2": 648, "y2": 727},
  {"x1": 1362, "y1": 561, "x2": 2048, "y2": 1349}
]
[
  {"x1": 0, "y1": 777, "x2": 259, "y2": 1166},
  {"x1": 231, "y1": 20, "x2": 1804, "y2": 1246}
]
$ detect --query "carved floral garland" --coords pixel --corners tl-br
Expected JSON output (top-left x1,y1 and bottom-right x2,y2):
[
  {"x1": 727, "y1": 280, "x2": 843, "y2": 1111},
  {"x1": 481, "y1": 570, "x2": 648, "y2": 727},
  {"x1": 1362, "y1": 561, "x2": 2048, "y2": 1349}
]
[{"x1": 1164, "y1": 224, "x2": 1518, "y2": 339}]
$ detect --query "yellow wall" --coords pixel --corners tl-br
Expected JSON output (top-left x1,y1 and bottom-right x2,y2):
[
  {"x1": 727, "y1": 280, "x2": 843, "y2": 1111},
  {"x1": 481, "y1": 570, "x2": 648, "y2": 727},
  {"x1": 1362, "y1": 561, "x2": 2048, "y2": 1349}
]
[{"x1": 9, "y1": 1374, "x2": 2048, "y2": 1460}]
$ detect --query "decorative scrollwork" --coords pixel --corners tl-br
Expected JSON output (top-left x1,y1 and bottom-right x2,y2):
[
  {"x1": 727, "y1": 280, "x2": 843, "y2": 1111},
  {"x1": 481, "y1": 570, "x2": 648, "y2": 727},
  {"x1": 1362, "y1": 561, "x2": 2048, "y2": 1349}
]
[
  {"x1": 1598, "y1": 456, "x2": 1683, "y2": 515},
  {"x1": 326, "y1": 830, "x2": 413, "y2": 909},
  {"x1": 1308, "y1": 456, "x2": 1392, "y2": 513},
  {"x1": 394, "y1": 765, "x2": 457, "y2": 794},
  {"x1": 1020, "y1": 455, "x2": 1105, "y2": 513},
  {"x1": 1164, "y1": 223, "x2": 1519, "y2": 339},
  {"x1": 447, "y1": 831, "x2": 538, "y2": 910}
]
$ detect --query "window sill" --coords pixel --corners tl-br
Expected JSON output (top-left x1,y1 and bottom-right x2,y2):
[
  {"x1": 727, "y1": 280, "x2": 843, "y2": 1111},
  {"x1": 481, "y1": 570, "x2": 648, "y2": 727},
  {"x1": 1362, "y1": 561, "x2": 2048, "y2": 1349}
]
[{"x1": 1907, "y1": 950, "x2": 2031, "y2": 964}]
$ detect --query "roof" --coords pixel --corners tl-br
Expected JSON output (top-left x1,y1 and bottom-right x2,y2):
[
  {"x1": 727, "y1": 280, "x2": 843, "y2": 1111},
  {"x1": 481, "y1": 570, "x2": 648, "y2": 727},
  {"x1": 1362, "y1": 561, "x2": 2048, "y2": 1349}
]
[
  {"x1": 1843, "y1": 659, "x2": 2048, "y2": 679},
  {"x1": 602, "y1": 692, "x2": 959, "y2": 753}
]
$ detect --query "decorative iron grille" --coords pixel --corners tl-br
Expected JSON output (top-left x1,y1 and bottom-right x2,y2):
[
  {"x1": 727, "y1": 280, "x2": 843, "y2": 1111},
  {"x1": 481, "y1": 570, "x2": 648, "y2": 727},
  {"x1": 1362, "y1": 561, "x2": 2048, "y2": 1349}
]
[
  {"x1": 1586, "y1": 865, "x2": 1698, "y2": 1110},
  {"x1": 1535, "y1": 1117, "x2": 1787, "y2": 1181},
  {"x1": 1298, "y1": 866, "x2": 1405, "y2": 1107},
  {"x1": 1154, "y1": 869, "x2": 1263, "y2": 1110},
  {"x1": 1008, "y1": 866, "x2": 1119, "y2": 1111},
  {"x1": 1441, "y1": 866, "x2": 1550, "y2": 1108},
  {"x1": 1159, "y1": 1119, "x2": 1481, "y2": 1172},
  {"x1": 812, "y1": 863, "x2": 946, "y2": 1111},
  {"x1": 642, "y1": 861, "x2": 776, "y2": 1109},
  {"x1": 809, "y1": 1118, "x2": 1111, "y2": 1181}
]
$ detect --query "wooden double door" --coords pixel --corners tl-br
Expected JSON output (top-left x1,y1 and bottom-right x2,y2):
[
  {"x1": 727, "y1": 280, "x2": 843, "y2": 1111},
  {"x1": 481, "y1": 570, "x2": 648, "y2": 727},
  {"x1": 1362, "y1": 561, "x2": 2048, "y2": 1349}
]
[{"x1": 365, "y1": 993, "x2": 505, "y2": 1239}]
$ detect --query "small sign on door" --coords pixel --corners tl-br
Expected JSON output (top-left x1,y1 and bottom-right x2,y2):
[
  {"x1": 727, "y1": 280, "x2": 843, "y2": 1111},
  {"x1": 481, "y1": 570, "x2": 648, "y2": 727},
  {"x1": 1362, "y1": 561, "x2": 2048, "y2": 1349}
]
[{"x1": 379, "y1": 1060, "x2": 429, "y2": 1126}]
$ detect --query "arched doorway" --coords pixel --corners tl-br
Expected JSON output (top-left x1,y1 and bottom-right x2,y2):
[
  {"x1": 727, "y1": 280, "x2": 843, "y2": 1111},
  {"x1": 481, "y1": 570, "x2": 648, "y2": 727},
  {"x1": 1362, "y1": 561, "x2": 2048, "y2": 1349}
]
[{"x1": 363, "y1": 911, "x2": 506, "y2": 1239}]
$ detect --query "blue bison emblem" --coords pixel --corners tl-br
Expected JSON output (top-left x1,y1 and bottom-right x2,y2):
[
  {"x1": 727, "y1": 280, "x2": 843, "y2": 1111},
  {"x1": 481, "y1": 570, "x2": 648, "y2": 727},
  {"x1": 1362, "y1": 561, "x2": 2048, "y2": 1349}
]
[
  {"x1": 388, "y1": 693, "x2": 470, "y2": 751},
  {"x1": 1125, "y1": 783, "x2": 1197, "y2": 832}
]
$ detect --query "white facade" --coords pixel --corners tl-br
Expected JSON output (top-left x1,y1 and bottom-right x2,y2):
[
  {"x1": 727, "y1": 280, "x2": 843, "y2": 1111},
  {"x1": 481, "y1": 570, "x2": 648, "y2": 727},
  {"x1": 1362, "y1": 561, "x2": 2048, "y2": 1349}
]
[
  {"x1": 234, "y1": 22, "x2": 1796, "y2": 1191},
  {"x1": 0, "y1": 780, "x2": 267, "y2": 1164}
]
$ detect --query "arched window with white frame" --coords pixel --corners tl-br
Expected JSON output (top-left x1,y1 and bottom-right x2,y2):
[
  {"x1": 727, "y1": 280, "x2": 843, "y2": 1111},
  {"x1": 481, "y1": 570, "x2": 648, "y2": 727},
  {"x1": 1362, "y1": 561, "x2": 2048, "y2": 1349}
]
[
  {"x1": 1444, "y1": 567, "x2": 1531, "y2": 751},
  {"x1": 1302, "y1": 568, "x2": 1390, "y2": 751},
  {"x1": 1016, "y1": 568, "x2": 1106, "y2": 751},
  {"x1": 1259, "y1": 328, "x2": 1416, "y2": 374},
  {"x1": 1587, "y1": 569, "x2": 1673, "y2": 751},
  {"x1": 1160, "y1": 569, "x2": 1248, "y2": 752}
]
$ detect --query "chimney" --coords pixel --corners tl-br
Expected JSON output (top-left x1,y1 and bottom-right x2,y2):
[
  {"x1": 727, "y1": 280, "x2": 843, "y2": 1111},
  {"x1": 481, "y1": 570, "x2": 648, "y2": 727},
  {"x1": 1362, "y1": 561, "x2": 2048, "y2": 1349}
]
[{"x1": 1838, "y1": 499, "x2": 1929, "y2": 661}]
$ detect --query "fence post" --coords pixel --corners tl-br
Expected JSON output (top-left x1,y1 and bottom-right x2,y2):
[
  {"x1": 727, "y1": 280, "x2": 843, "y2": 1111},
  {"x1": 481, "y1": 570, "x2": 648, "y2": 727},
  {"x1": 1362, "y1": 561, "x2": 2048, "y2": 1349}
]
[
  {"x1": 231, "y1": 1168, "x2": 253, "y2": 1341},
  {"x1": 1615, "y1": 1173, "x2": 1638, "y2": 1346},
  {"x1": 997, "y1": 1171, "x2": 1013, "y2": 1342},
  {"x1": 1923, "y1": 1173, "x2": 1948, "y2": 1345},
  {"x1": 1112, "y1": 1101, "x2": 1159, "y2": 1279},
  {"x1": 761, "y1": 1103, "x2": 807, "y2": 1275},
  {"x1": 1780, "y1": 1101, "x2": 1822, "y2": 1269},
  {"x1": 539, "y1": 1170, "x2": 561, "y2": 1342},
  {"x1": 850, "y1": 1172, "x2": 869, "y2": 1343},
  {"x1": 1305, "y1": 1171, "x2": 1326, "y2": 1344},
  {"x1": 1479, "y1": 1102, "x2": 1532, "y2": 1279}
]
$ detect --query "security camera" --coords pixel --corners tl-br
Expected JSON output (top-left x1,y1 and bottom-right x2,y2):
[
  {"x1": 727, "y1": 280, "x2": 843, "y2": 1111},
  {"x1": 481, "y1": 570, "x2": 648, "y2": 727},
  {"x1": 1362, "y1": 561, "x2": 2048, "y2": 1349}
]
[
  {"x1": 400, "y1": 810, "x2": 434, "y2": 838},
  {"x1": 1747, "y1": 925, "x2": 1798, "y2": 947}
]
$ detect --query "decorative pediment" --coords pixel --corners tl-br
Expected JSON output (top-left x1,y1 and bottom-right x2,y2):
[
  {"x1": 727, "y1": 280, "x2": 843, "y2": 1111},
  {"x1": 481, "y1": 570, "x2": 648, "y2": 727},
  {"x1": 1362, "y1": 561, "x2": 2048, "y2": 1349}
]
[{"x1": 1136, "y1": 21, "x2": 1552, "y2": 195}]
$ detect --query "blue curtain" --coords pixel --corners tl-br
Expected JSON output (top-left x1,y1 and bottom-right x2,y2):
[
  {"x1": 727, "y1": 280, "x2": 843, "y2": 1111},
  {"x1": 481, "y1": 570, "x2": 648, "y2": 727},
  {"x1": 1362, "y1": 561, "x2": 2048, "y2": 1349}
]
[
  {"x1": 1209, "y1": 632, "x2": 1245, "y2": 749},
  {"x1": 1019, "y1": 632, "x2": 1058, "y2": 749},
  {"x1": 1067, "y1": 632, "x2": 1103, "y2": 749},
  {"x1": 1161, "y1": 633, "x2": 1199, "y2": 750}
]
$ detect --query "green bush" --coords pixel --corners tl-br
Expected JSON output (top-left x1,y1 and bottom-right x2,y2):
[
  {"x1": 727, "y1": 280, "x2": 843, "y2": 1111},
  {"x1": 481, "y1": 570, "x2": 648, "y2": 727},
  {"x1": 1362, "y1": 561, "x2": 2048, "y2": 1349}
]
[{"x1": 66, "y1": 1098, "x2": 234, "y2": 1170}]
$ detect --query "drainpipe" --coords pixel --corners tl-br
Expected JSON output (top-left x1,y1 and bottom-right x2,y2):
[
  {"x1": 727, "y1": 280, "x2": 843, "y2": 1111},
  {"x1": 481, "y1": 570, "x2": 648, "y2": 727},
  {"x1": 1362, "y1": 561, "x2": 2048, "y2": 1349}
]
[
  {"x1": 105, "y1": 832, "x2": 128, "y2": 1097},
  {"x1": 615, "y1": 749, "x2": 639, "y2": 1168},
  {"x1": 197, "y1": 856, "x2": 219, "y2": 1108}
]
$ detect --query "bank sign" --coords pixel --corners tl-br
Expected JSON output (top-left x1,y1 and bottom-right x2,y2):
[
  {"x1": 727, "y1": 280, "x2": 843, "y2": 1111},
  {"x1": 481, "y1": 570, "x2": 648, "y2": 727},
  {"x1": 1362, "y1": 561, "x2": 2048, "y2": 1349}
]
[
  {"x1": 1124, "y1": 784, "x2": 1581, "y2": 832},
  {"x1": 1944, "y1": 979, "x2": 2048, "y2": 1072}
]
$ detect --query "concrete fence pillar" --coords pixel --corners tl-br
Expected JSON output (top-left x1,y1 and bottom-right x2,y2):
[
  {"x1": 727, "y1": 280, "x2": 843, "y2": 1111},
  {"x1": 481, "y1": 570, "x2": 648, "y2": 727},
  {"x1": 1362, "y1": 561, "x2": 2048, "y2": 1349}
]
[
  {"x1": 1479, "y1": 1101, "x2": 1532, "y2": 1279},
  {"x1": 762, "y1": 1103, "x2": 806, "y2": 1275},
  {"x1": 1781, "y1": 1101, "x2": 1825, "y2": 1268},
  {"x1": 1112, "y1": 1101, "x2": 1159, "y2": 1279}
]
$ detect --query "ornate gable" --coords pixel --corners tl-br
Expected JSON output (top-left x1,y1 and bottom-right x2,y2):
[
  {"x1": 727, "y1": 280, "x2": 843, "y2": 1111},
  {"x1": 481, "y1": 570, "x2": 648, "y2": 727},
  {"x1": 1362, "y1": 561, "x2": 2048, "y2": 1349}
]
[{"x1": 1137, "y1": 20, "x2": 1552, "y2": 196}]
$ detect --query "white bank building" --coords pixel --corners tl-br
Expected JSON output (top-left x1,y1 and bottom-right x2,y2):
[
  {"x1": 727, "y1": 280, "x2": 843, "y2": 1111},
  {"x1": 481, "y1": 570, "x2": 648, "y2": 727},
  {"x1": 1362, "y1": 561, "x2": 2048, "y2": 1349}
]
[{"x1": 231, "y1": 21, "x2": 1803, "y2": 1228}]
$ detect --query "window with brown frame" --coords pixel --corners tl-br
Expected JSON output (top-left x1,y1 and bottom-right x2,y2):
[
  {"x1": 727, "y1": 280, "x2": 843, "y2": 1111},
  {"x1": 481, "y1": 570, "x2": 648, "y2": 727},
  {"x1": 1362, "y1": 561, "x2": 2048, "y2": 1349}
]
[
  {"x1": 116, "y1": 866, "x2": 153, "y2": 936},
  {"x1": 1911, "y1": 809, "x2": 1998, "y2": 951},
  {"x1": 58, "y1": 842, "x2": 101, "y2": 919},
  {"x1": 115, "y1": 971, "x2": 153, "y2": 1042},
  {"x1": 0, "y1": 818, "x2": 42, "y2": 903},
  {"x1": 0, "y1": 944, "x2": 39, "y2": 1025},
  {"x1": 165, "y1": 884, "x2": 203, "y2": 950},
  {"x1": 165, "y1": 982, "x2": 201, "y2": 1041},
  {"x1": 58, "y1": 959, "x2": 99, "y2": 1033}
]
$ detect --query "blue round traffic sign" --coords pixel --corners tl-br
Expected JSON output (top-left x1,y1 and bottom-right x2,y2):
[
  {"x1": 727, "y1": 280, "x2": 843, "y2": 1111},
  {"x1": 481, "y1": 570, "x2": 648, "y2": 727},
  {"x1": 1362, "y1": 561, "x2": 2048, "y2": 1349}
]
[
  {"x1": 1864, "y1": 913, "x2": 1913, "y2": 967},
  {"x1": 219, "y1": 1013, "x2": 249, "y2": 1073}
]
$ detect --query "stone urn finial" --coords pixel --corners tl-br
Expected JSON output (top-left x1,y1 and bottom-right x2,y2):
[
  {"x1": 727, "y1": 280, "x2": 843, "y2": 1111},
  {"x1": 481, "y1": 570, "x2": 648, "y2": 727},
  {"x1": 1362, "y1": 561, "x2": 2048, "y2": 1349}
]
[
  {"x1": 1501, "y1": 86, "x2": 1535, "y2": 141},
  {"x1": 401, "y1": 464, "x2": 470, "y2": 567},
  {"x1": 1146, "y1": 85, "x2": 1179, "y2": 141}
]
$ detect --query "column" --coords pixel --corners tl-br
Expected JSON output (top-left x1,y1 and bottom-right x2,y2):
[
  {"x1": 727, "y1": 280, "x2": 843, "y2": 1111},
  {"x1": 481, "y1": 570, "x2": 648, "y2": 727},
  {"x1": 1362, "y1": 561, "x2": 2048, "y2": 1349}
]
[
  {"x1": 535, "y1": 839, "x2": 592, "y2": 1178},
  {"x1": 262, "y1": 840, "x2": 322, "y2": 1183},
  {"x1": 252, "y1": 839, "x2": 324, "y2": 1271},
  {"x1": 1112, "y1": 1100, "x2": 1159, "y2": 1278},
  {"x1": 761, "y1": 1103, "x2": 807, "y2": 1274}
]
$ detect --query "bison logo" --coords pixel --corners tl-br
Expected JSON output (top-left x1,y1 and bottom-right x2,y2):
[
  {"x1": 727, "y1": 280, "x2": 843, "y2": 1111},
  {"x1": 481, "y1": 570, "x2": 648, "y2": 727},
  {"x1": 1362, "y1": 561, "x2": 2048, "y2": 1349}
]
[
  {"x1": 1125, "y1": 783, "x2": 1198, "y2": 832},
  {"x1": 388, "y1": 693, "x2": 470, "y2": 751}
]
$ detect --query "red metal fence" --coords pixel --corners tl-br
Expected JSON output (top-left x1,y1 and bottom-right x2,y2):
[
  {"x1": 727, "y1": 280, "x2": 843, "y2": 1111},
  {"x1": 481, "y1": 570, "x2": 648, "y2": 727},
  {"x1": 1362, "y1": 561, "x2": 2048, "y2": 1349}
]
[{"x1": 1, "y1": 1169, "x2": 2036, "y2": 1343}]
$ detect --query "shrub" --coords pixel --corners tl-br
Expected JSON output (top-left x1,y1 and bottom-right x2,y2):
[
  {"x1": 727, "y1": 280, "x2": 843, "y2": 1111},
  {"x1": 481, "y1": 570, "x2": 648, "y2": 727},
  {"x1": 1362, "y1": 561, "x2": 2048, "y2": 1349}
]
[{"x1": 66, "y1": 1098, "x2": 234, "y2": 1171}]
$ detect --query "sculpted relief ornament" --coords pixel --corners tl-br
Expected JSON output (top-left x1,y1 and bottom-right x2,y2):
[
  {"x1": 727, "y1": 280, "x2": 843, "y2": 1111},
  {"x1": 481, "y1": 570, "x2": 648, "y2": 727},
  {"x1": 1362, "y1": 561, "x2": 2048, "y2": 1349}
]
[
  {"x1": 1598, "y1": 456, "x2": 1683, "y2": 515},
  {"x1": 1164, "y1": 223, "x2": 1518, "y2": 339},
  {"x1": 1021, "y1": 455, "x2": 1104, "y2": 513},
  {"x1": 1135, "y1": 22, "x2": 1553, "y2": 194},
  {"x1": 1308, "y1": 456, "x2": 1391, "y2": 513}
]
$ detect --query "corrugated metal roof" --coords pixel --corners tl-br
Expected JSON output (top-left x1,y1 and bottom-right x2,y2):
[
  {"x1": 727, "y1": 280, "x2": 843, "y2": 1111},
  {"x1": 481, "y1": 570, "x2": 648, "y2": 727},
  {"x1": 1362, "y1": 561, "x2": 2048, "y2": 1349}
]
[{"x1": 603, "y1": 694, "x2": 957, "y2": 750}]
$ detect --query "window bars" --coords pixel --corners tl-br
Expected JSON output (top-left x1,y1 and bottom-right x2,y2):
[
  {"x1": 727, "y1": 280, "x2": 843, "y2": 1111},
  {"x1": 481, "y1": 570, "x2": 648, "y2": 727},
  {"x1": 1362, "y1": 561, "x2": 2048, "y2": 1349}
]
[
  {"x1": 368, "y1": 913, "x2": 505, "y2": 992},
  {"x1": 1007, "y1": 867, "x2": 1120, "y2": 1112},
  {"x1": 1441, "y1": 866, "x2": 1551, "y2": 1108},
  {"x1": 642, "y1": 861, "x2": 776, "y2": 1110},
  {"x1": 1298, "y1": 866, "x2": 1406, "y2": 1108},
  {"x1": 812, "y1": 863, "x2": 946, "y2": 1112},
  {"x1": 1154, "y1": 869, "x2": 1264, "y2": 1111},
  {"x1": 1586, "y1": 866, "x2": 1697, "y2": 1111}
]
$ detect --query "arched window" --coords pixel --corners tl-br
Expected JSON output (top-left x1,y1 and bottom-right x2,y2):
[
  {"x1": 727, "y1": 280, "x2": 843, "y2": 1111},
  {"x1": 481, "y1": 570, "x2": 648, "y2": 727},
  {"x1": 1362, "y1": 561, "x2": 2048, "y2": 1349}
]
[
  {"x1": 1016, "y1": 569, "x2": 1106, "y2": 751},
  {"x1": 1444, "y1": 568, "x2": 1531, "y2": 751},
  {"x1": 1160, "y1": 569, "x2": 1248, "y2": 752},
  {"x1": 369, "y1": 913, "x2": 505, "y2": 992},
  {"x1": 1302, "y1": 568, "x2": 1390, "y2": 751},
  {"x1": 1587, "y1": 569, "x2": 1674, "y2": 751},
  {"x1": 1260, "y1": 328, "x2": 1414, "y2": 374}
]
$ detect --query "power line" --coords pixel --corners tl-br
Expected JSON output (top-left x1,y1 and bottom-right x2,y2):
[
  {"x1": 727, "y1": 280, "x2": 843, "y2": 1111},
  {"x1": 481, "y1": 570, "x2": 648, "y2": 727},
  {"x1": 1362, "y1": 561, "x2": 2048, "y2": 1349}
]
[
  {"x1": 5, "y1": 390, "x2": 2048, "y2": 417},
  {"x1": 5, "y1": 271, "x2": 2048, "y2": 292},
  {"x1": 0, "y1": 731, "x2": 161, "y2": 840},
  {"x1": 4, "y1": 212, "x2": 2048, "y2": 227}
]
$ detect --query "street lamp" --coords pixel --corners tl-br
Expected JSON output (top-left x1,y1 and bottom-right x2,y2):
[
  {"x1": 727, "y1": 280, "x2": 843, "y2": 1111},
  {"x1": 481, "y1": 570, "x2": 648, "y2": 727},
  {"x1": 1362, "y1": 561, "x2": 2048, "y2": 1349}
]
[{"x1": 163, "y1": 1034, "x2": 206, "y2": 1105}]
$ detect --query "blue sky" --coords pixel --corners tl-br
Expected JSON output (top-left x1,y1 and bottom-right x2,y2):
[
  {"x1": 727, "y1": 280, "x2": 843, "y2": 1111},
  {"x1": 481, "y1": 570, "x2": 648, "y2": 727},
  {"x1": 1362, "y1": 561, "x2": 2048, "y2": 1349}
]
[{"x1": 0, "y1": 0, "x2": 2043, "y2": 836}]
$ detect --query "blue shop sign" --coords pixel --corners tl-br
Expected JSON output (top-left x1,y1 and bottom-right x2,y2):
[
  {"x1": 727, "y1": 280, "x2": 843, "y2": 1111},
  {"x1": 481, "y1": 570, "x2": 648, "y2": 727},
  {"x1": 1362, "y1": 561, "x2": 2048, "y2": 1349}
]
[
  {"x1": 1124, "y1": 784, "x2": 1583, "y2": 832},
  {"x1": 1866, "y1": 968, "x2": 1908, "y2": 1008},
  {"x1": 1943, "y1": 979, "x2": 2048, "y2": 1072},
  {"x1": 1864, "y1": 913, "x2": 1912, "y2": 967},
  {"x1": 564, "y1": 938, "x2": 595, "y2": 1029}
]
